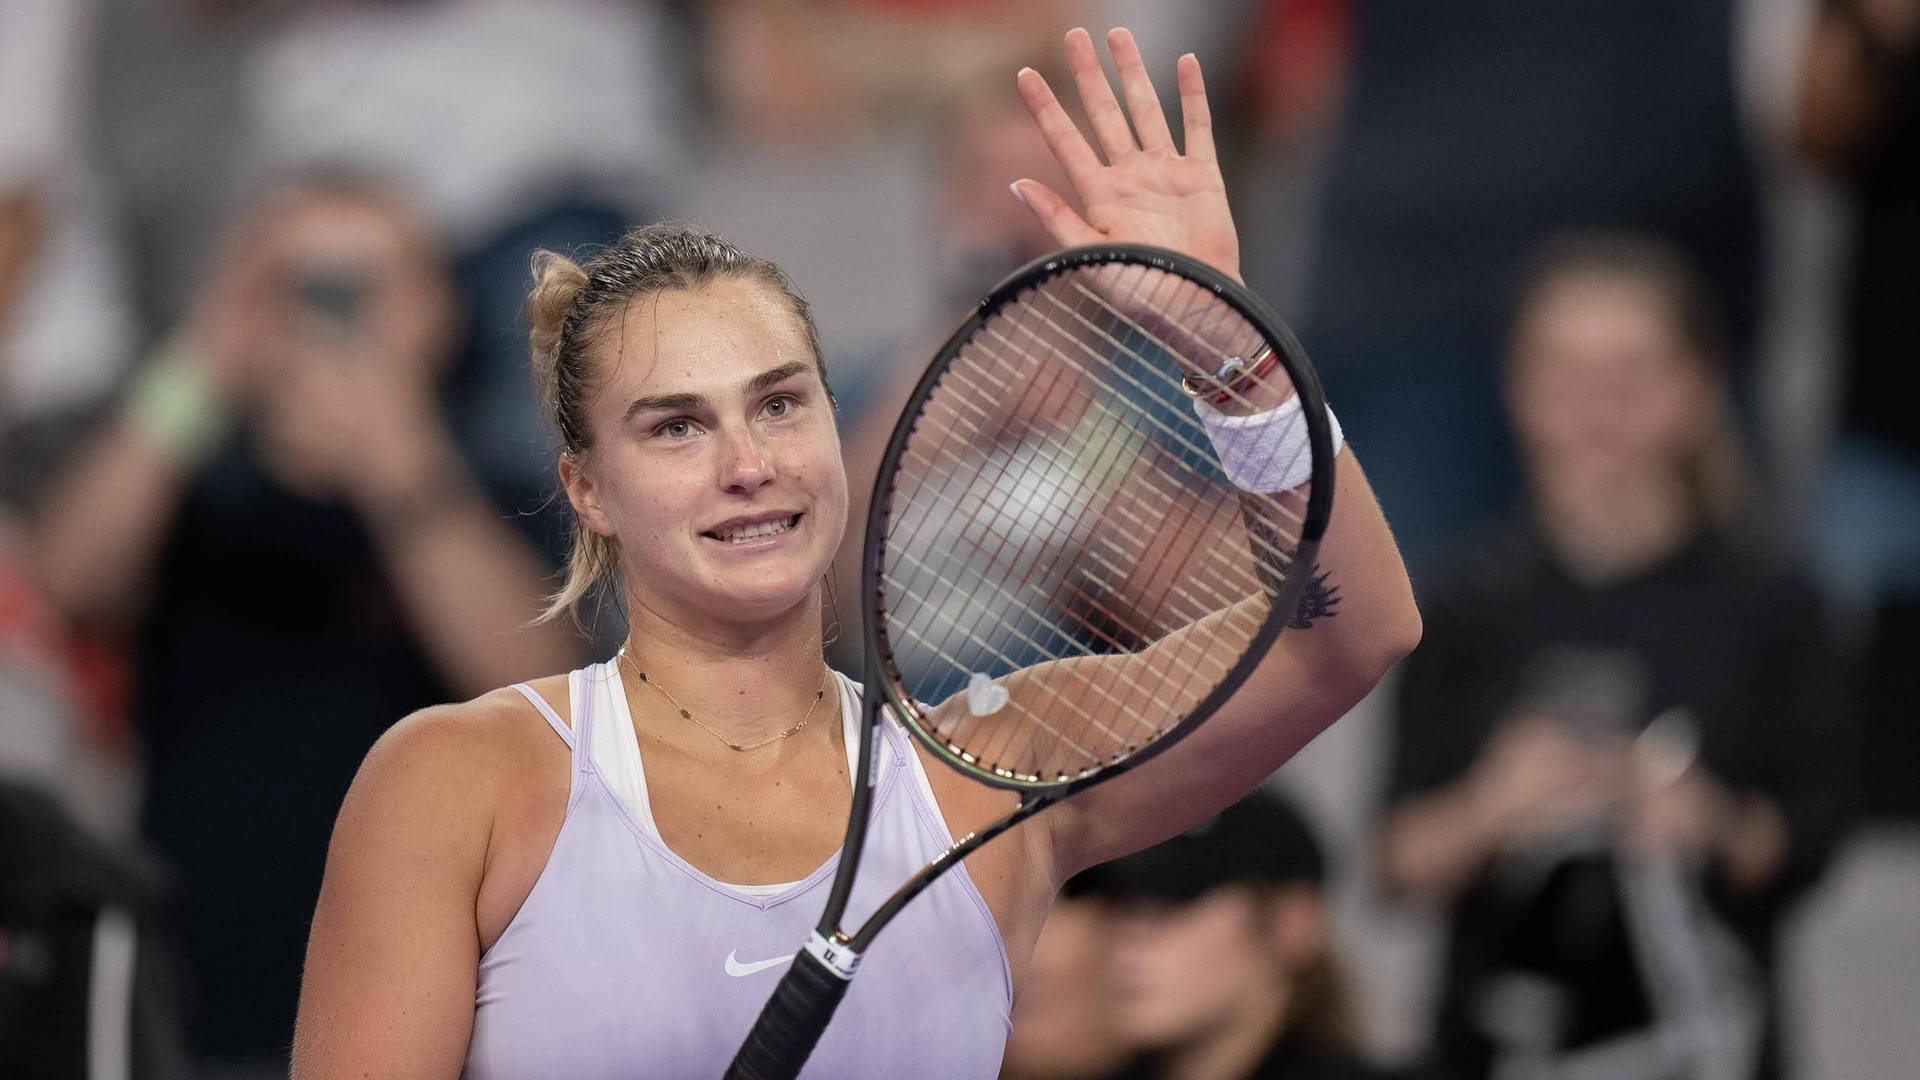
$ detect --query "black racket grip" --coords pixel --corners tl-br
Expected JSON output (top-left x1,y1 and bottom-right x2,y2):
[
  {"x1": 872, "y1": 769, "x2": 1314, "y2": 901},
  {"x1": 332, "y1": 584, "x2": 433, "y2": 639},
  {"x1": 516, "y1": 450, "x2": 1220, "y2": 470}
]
[{"x1": 724, "y1": 945, "x2": 853, "y2": 1080}]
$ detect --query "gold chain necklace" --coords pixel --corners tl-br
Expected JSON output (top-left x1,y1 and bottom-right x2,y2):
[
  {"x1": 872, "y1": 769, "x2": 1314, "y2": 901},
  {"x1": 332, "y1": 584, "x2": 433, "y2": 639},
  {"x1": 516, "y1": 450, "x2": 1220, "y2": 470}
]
[{"x1": 616, "y1": 648, "x2": 828, "y2": 753}]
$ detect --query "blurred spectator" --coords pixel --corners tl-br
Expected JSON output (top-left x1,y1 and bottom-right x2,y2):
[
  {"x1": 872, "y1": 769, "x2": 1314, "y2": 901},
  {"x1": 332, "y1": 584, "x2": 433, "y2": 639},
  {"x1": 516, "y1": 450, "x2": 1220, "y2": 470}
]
[
  {"x1": 1796, "y1": 0, "x2": 1920, "y2": 819},
  {"x1": 0, "y1": 778, "x2": 192, "y2": 1078},
  {"x1": 1301, "y1": 0, "x2": 1763, "y2": 581},
  {"x1": 1, "y1": 0, "x2": 139, "y2": 451},
  {"x1": 3, "y1": 0, "x2": 146, "y2": 848},
  {"x1": 88, "y1": 0, "x2": 678, "y2": 579},
  {"x1": 704, "y1": 0, "x2": 1075, "y2": 145},
  {"x1": 1002, "y1": 878, "x2": 1133, "y2": 1080},
  {"x1": 1381, "y1": 233, "x2": 1852, "y2": 1079},
  {"x1": 1073, "y1": 789, "x2": 1407, "y2": 1080},
  {"x1": 1215, "y1": 0, "x2": 1353, "y2": 322},
  {"x1": 2, "y1": 11, "x2": 190, "y2": 1069},
  {"x1": 28, "y1": 174, "x2": 583, "y2": 1073},
  {"x1": 93, "y1": 0, "x2": 680, "y2": 322},
  {"x1": 237, "y1": 0, "x2": 680, "y2": 533}
]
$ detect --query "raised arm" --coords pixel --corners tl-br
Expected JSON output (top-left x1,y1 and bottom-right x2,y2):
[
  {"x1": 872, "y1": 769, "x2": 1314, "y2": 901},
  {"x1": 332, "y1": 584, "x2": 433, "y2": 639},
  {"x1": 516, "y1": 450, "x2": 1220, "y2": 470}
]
[
  {"x1": 30, "y1": 214, "x2": 277, "y2": 625},
  {"x1": 1006, "y1": 28, "x2": 1420, "y2": 874}
]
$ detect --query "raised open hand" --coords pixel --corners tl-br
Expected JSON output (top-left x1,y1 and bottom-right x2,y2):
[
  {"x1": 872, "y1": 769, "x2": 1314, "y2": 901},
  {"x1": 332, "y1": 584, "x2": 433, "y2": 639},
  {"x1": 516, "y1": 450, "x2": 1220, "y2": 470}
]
[{"x1": 1012, "y1": 28, "x2": 1240, "y2": 283}]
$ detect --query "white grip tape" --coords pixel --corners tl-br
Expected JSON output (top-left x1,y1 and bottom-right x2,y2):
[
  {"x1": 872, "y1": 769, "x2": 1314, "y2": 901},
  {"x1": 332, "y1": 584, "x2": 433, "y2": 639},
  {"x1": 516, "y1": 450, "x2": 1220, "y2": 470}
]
[
  {"x1": 805, "y1": 931, "x2": 862, "y2": 980},
  {"x1": 1193, "y1": 395, "x2": 1343, "y2": 494}
]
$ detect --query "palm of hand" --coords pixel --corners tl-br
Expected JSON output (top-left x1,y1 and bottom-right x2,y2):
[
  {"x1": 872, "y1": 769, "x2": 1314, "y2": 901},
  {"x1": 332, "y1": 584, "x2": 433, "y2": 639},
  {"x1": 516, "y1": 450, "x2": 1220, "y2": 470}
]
[
  {"x1": 1014, "y1": 28, "x2": 1242, "y2": 283},
  {"x1": 1080, "y1": 157, "x2": 1239, "y2": 277}
]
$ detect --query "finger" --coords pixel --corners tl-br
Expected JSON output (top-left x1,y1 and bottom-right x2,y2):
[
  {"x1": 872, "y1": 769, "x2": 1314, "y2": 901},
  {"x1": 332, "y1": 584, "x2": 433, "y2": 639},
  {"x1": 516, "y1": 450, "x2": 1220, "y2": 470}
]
[
  {"x1": 1016, "y1": 66, "x2": 1105, "y2": 190},
  {"x1": 1176, "y1": 53, "x2": 1216, "y2": 162},
  {"x1": 1107, "y1": 28, "x2": 1174, "y2": 155},
  {"x1": 1010, "y1": 180, "x2": 1102, "y2": 249},
  {"x1": 1064, "y1": 27, "x2": 1138, "y2": 162}
]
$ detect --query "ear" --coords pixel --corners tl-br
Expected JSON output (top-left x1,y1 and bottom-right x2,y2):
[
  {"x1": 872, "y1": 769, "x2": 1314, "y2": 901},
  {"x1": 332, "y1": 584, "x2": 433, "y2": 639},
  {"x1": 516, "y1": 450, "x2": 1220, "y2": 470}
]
[
  {"x1": 1264, "y1": 885, "x2": 1329, "y2": 975},
  {"x1": 559, "y1": 452, "x2": 617, "y2": 538}
]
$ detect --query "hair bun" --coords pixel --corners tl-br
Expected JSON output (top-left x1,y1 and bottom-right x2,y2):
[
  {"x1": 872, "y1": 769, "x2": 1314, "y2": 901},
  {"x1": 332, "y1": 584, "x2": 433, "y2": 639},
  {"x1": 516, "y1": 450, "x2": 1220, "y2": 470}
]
[{"x1": 528, "y1": 249, "x2": 590, "y2": 403}]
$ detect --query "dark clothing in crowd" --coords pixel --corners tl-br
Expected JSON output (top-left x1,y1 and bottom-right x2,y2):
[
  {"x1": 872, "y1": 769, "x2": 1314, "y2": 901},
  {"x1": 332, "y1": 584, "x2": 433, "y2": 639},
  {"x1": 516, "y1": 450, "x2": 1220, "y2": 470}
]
[
  {"x1": 0, "y1": 779, "x2": 190, "y2": 1078},
  {"x1": 1836, "y1": 0, "x2": 1920, "y2": 458},
  {"x1": 132, "y1": 200, "x2": 616, "y2": 1063},
  {"x1": 1312, "y1": 0, "x2": 1759, "y2": 342},
  {"x1": 1390, "y1": 525, "x2": 1852, "y2": 1079},
  {"x1": 135, "y1": 439, "x2": 449, "y2": 1061},
  {"x1": 1824, "y1": 0, "x2": 1920, "y2": 821},
  {"x1": 1302, "y1": 0, "x2": 1759, "y2": 577}
]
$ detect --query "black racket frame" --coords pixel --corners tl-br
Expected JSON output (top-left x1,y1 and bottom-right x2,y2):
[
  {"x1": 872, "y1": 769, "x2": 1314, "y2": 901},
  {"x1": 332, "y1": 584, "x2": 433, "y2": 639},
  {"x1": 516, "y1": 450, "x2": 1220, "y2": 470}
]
[{"x1": 726, "y1": 243, "x2": 1335, "y2": 1080}]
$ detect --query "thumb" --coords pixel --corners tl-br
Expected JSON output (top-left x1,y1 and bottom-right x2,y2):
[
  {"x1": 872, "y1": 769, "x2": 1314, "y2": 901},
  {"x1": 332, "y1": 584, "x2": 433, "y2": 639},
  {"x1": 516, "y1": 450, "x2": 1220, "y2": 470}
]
[{"x1": 1011, "y1": 180, "x2": 1102, "y2": 249}]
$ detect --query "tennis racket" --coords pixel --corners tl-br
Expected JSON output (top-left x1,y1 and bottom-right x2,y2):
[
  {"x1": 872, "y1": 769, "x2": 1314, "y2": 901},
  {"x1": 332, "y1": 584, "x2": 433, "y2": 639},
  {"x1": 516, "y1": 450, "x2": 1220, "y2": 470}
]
[{"x1": 725, "y1": 243, "x2": 1336, "y2": 1079}]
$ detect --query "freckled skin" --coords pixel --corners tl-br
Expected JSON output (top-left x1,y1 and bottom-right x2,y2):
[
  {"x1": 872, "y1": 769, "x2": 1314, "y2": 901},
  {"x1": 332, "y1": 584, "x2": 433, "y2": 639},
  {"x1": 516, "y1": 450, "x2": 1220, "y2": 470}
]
[{"x1": 571, "y1": 279, "x2": 851, "y2": 636}]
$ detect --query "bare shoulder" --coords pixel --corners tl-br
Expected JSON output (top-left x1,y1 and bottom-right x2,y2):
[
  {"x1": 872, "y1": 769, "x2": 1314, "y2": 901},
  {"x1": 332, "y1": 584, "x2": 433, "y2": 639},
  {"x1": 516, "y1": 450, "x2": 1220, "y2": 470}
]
[
  {"x1": 344, "y1": 677, "x2": 572, "y2": 849},
  {"x1": 296, "y1": 681, "x2": 573, "y2": 1077}
]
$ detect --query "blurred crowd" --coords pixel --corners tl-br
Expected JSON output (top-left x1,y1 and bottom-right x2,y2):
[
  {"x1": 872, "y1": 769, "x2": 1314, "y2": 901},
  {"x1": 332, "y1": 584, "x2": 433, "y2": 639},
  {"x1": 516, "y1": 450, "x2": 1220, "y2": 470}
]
[{"x1": 0, "y1": 0, "x2": 1914, "y2": 1078}]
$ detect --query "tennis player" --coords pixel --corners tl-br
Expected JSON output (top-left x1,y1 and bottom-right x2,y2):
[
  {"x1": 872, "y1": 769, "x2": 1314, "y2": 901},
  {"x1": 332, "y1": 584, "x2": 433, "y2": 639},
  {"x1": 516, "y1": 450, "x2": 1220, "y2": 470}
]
[{"x1": 292, "y1": 27, "x2": 1418, "y2": 1079}]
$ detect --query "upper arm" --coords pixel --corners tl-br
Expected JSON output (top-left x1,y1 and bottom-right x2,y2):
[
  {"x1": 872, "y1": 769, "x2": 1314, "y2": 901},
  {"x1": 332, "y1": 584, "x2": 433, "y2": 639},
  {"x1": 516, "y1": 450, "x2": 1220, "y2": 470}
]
[
  {"x1": 1044, "y1": 627, "x2": 1368, "y2": 878},
  {"x1": 292, "y1": 705, "x2": 500, "y2": 1080}
]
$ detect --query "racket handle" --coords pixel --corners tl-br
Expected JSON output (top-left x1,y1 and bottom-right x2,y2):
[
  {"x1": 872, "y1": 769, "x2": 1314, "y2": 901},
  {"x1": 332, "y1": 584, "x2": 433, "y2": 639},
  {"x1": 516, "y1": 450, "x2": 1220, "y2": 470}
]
[{"x1": 724, "y1": 935, "x2": 858, "y2": 1080}]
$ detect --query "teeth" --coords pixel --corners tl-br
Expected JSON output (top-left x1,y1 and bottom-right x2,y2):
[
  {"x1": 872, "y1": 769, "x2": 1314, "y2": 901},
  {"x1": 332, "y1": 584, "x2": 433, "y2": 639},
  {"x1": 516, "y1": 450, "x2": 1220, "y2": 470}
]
[{"x1": 720, "y1": 516, "x2": 795, "y2": 543}]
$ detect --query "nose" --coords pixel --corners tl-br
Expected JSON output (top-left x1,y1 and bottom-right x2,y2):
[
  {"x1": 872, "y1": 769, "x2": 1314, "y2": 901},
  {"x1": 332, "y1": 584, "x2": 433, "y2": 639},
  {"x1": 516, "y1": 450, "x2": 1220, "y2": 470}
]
[{"x1": 718, "y1": 425, "x2": 777, "y2": 493}]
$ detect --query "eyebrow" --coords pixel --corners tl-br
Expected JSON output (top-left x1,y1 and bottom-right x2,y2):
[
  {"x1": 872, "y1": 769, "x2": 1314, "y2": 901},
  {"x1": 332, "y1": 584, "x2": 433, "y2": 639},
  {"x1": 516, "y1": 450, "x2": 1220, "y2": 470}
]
[{"x1": 621, "y1": 360, "x2": 814, "y2": 423}]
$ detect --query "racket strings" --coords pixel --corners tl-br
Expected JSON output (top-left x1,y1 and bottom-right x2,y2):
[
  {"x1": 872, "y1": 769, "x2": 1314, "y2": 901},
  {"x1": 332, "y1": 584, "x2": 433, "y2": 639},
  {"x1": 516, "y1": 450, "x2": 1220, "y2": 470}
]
[
  {"x1": 878, "y1": 262, "x2": 1312, "y2": 781},
  {"x1": 894, "y1": 358, "x2": 1262, "y2": 622},
  {"x1": 890, "y1": 387, "x2": 1258, "y2": 687},
  {"x1": 883, "y1": 468, "x2": 1236, "y2": 772},
  {"x1": 979, "y1": 289, "x2": 1312, "y2": 583},
  {"x1": 1034, "y1": 277, "x2": 1312, "y2": 536},
  {"x1": 998, "y1": 284, "x2": 1311, "y2": 543},
  {"x1": 889, "y1": 320, "x2": 1291, "y2": 775}
]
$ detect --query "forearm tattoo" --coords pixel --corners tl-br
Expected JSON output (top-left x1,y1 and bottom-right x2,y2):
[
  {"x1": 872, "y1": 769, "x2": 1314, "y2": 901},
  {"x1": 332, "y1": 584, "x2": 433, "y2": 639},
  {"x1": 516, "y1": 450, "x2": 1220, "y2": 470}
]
[
  {"x1": 1288, "y1": 563, "x2": 1341, "y2": 629},
  {"x1": 1237, "y1": 494, "x2": 1339, "y2": 628}
]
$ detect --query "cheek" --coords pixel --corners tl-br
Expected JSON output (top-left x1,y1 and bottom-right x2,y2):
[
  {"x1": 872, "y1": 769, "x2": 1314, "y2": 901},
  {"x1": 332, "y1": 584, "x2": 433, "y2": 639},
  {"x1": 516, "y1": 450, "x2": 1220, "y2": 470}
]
[
  {"x1": 599, "y1": 453, "x2": 703, "y2": 546},
  {"x1": 1644, "y1": 377, "x2": 1708, "y2": 449},
  {"x1": 795, "y1": 426, "x2": 850, "y2": 521},
  {"x1": 1119, "y1": 919, "x2": 1263, "y2": 1021}
]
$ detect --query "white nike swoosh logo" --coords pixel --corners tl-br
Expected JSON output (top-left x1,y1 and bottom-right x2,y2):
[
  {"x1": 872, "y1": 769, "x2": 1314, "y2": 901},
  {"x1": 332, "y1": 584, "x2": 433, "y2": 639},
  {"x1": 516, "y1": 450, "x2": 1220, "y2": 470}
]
[{"x1": 725, "y1": 950, "x2": 796, "y2": 977}]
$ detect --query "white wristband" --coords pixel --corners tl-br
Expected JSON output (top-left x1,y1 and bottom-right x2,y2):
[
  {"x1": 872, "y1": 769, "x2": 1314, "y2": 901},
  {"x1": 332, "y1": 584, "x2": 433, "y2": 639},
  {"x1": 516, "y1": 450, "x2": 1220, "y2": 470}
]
[{"x1": 1193, "y1": 394, "x2": 1343, "y2": 493}]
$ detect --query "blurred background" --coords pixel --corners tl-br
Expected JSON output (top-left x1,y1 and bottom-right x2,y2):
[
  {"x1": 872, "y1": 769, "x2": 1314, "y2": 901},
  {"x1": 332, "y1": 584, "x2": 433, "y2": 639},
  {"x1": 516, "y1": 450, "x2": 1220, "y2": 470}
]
[{"x1": 0, "y1": 0, "x2": 1913, "y2": 1077}]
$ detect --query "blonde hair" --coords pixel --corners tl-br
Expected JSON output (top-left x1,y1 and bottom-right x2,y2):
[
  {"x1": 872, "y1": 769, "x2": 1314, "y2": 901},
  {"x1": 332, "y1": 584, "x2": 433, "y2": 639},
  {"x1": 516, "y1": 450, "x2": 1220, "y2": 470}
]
[{"x1": 528, "y1": 223, "x2": 827, "y2": 625}]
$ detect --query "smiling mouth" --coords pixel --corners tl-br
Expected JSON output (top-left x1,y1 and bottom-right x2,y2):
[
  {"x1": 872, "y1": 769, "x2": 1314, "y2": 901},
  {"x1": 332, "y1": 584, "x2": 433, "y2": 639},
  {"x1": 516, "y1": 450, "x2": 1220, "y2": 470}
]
[{"x1": 703, "y1": 514, "x2": 803, "y2": 545}]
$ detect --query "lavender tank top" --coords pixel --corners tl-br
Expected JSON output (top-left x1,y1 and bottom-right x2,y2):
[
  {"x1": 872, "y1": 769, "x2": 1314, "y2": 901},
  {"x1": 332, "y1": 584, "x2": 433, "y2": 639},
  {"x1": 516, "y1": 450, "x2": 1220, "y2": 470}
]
[{"x1": 462, "y1": 661, "x2": 1012, "y2": 1079}]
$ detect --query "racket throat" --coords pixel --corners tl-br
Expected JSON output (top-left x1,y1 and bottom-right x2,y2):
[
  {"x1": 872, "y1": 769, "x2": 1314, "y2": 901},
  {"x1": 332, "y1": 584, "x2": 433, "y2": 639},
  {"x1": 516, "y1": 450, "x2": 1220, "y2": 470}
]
[{"x1": 804, "y1": 930, "x2": 862, "y2": 980}]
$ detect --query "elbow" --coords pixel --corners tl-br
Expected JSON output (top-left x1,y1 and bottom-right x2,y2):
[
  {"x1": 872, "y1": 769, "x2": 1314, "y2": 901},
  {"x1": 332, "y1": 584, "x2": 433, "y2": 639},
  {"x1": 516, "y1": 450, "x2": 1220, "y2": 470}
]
[
  {"x1": 1385, "y1": 600, "x2": 1424, "y2": 671},
  {"x1": 1343, "y1": 599, "x2": 1422, "y2": 697}
]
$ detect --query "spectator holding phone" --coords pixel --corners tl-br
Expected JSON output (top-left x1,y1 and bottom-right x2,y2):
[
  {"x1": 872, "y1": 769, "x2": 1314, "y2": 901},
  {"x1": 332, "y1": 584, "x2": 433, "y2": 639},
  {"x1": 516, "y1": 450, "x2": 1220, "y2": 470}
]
[
  {"x1": 1379, "y1": 232, "x2": 1852, "y2": 1080},
  {"x1": 30, "y1": 172, "x2": 582, "y2": 1075}
]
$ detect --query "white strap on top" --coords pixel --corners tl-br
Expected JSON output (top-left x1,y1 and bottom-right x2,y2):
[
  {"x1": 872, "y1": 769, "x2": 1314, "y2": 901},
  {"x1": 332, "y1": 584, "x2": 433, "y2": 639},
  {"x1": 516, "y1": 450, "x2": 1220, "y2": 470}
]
[
  {"x1": 594, "y1": 664, "x2": 870, "y2": 895},
  {"x1": 511, "y1": 683, "x2": 573, "y2": 748},
  {"x1": 595, "y1": 663, "x2": 662, "y2": 842}
]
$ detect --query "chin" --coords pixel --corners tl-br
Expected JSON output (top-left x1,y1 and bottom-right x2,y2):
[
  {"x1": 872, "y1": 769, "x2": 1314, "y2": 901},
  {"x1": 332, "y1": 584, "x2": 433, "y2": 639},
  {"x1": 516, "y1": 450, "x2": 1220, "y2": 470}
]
[
  {"x1": 701, "y1": 568, "x2": 825, "y2": 625},
  {"x1": 1116, "y1": 1001, "x2": 1199, "y2": 1050}
]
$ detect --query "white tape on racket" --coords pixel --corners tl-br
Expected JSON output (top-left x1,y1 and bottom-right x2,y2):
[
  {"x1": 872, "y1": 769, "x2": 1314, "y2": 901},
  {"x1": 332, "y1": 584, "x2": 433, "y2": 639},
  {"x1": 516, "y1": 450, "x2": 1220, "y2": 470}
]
[
  {"x1": 1193, "y1": 395, "x2": 1343, "y2": 494},
  {"x1": 804, "y1": 930, "x2": 862, "y2": 980}
]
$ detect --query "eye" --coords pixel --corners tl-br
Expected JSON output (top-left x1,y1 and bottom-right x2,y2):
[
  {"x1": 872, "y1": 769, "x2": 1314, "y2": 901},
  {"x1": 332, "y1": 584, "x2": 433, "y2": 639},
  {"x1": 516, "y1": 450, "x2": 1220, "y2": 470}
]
[
  {"x1": 761, "y1": 394, "x2": 796, "y2": 419},
  {"x1": 655, "y1": 418, "x2": 701, "y2": 440}
]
